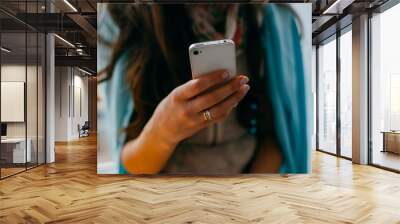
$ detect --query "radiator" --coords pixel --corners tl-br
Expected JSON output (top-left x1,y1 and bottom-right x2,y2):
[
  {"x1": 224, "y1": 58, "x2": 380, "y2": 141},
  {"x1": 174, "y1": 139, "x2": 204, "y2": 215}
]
[{"x1": 382, "y1": 132, "x2": 400, "y2": 154}]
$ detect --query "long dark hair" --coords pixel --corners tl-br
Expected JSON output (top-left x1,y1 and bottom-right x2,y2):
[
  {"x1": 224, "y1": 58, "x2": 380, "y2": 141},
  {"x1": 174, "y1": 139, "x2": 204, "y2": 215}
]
[{"x1": 101, "y1": 4, "x2": 269, "y2": 141}]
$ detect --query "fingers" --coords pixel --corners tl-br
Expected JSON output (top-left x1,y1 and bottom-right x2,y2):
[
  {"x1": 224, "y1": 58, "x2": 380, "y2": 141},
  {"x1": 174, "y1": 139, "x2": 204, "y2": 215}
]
[
  {"x1": 174, "y1": 69, "x2": 230, "y2": 100},
  {"x1": 200, "y1": 84, "x2": 250, "y2": 124},
  {"x1": 190, "y1": 75, "x2": 249, "y2": 112}
]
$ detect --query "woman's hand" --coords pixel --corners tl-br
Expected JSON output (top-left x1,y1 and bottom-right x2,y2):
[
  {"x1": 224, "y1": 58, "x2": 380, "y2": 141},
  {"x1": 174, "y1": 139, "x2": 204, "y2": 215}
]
[
  {"x1": 148, "y1": 69, "x2": 250, "y2": 146},
  {"x1": 121, "y1": 69, "x2": 250, "y2": 174}
]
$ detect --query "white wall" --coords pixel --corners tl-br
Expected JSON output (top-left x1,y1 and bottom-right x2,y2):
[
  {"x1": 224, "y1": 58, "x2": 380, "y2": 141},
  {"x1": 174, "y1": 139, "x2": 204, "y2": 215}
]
[
  {"x1": 54, "y1": 66, "x2": 69, "y2": 141},
  {"x1": 54, "y1": 66, "x2": 89, "y2": 141},
  {"x1": 73, "y1": 73, "x2": 89, "y2": 137},
  {"x1": 1, "y1": 65, "x2": 38, "y2": 137},
  {"x1": 1, "y1": 65, "x2": 26, "y2": 138}
]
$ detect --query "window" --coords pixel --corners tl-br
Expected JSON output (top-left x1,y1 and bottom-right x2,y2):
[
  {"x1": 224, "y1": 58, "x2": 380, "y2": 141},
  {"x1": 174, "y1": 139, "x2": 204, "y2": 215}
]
[
  {"x1": 340, "y1": 29, "x2": 352, "y2": 158},
  {"x1": 371, "y1": 2, "x2": 400, "y2": 171},
  {"x1": 318, "y1": 37, "x2": 337, "y2": 154},
  {"x1": 312, "y1": 45, "x2": 317, "y2": 150}
]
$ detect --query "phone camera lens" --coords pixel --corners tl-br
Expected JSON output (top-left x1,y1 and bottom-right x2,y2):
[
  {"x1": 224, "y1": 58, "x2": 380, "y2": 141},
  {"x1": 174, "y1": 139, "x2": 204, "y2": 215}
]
[{"x1": 193, "y1": 50, "x2": 199, "y2": 55}]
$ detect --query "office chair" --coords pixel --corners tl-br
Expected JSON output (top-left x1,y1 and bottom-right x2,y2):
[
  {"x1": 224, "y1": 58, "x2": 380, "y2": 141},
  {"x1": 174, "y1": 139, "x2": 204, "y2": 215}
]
[{"x1": 79, "y1": 121, "x2": 90, "y2": 138}]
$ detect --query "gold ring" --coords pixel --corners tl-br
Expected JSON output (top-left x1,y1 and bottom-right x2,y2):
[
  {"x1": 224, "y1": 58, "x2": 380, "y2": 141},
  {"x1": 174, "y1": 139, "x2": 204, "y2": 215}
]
[{"x1": 203, "y1": 110, "x2": 213, "y2": 121}]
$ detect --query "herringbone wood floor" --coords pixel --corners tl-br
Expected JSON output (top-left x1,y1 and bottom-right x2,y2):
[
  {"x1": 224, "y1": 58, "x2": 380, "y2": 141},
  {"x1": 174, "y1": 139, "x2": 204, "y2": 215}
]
[{"x1": 1, "y1": 135, "x2": 400, "y2": 224}]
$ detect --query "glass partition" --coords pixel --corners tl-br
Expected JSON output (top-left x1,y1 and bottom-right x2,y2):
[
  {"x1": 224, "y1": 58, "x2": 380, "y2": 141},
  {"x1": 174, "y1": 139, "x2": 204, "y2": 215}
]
[
  {"x1": 1, "y1": 30, "x2": 28, "y2": 177},
  {"x1": 0, "y1": 0, "x2": 46, "y2": 179}
]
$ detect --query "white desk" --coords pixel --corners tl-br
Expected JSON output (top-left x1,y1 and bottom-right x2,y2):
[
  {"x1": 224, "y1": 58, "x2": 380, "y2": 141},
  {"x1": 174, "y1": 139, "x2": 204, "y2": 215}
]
[{"x1": 1, "y1": 138, "x2": 31, "y2": 163}]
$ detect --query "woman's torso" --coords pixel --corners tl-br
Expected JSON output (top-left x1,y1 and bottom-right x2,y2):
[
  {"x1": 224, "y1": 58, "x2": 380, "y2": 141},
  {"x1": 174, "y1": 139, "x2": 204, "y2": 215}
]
[{"x1": 162, "y1": 49, "x2": 257, "y2": 174}]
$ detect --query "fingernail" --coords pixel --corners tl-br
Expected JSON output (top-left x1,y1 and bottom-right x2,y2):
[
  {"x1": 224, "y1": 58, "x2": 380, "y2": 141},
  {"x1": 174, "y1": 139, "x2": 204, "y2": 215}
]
[
  {"x1": 222, "y1": 71, "x2": 229, "y2": 80},
  {"x1": 243, "y1": 85, "x2": 250, "y2": 92},
  {"x1": 240, "y1": 77, "x2": 249, "y2": 85}
]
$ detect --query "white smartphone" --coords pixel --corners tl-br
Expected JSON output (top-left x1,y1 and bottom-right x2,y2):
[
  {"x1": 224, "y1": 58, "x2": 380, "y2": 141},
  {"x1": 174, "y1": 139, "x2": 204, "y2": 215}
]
[{"x1": 189, "y1": 39, "x2": 236, "y2": 79}]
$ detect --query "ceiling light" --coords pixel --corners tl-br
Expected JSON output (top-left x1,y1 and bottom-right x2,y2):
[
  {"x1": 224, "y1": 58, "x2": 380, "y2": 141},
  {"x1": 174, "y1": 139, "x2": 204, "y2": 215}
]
[
  {"x1": 63, "y1": 0, "x2": 78, "y2": 12},
  {"x1": 322, "y1": 0, "x2": 355, "y2": 15},
  {"x1": 76, "y1": 48, "x2": 85, "y2": 55},
  {"x1": 78, "y1": 67, "x2": 93, "y2": 76},
  {"x1": 54, "y1": 34, "x2": 75, "y2": 48},
  {"x1": 1, "y1": 47, "x2": 11, "y2": 53},
  {"x1": 323, "y1": 0, "x2": 341, "y2": 14}
]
